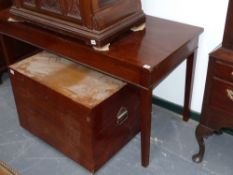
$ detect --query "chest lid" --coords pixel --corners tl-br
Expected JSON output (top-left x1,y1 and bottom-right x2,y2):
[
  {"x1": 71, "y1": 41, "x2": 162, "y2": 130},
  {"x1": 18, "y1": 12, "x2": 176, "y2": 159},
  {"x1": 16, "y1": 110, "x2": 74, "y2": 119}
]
[{"x1": 10, "y1": 51, "x2": 126, "y2": 108}]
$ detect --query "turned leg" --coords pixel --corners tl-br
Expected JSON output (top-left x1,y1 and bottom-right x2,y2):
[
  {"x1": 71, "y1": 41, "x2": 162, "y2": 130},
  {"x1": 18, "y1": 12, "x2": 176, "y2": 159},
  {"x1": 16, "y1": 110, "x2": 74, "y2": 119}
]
[
  {"x1": 192, "y1": 124, "x2": 214, "y2": 163},
  {"x1": 140, "y1": 88, "x2": 153, "y2": 167},
  {"x1": 183, "y1": 51, "x2": 197, "y2": 121}
]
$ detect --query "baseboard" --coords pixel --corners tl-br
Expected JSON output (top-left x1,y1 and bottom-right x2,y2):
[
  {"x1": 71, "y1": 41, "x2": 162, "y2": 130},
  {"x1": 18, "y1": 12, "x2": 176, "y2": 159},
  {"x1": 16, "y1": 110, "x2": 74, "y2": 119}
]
[
  {"x1": 152, "y1": 96, "x2": 201, "y2": 122},
  {"x1": 152, "y1": 96, "x2": 233, "y2": 135}
]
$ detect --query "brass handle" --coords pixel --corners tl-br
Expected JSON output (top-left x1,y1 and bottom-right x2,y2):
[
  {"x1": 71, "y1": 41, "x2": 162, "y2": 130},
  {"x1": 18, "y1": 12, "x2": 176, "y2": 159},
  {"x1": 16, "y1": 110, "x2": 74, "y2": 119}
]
[
  {"x1": 226, "y1": 89, "x2": 233, "y2": 101},
  {"x1": 116, "y1": 107, "x2": 128, "y2": 126}
]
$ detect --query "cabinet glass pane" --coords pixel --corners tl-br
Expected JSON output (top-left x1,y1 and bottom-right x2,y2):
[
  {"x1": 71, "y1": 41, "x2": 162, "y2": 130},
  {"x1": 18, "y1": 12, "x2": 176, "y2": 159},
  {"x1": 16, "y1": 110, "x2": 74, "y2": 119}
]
[
  {"x1": 24, "y1": 0, "x2": 35, "y2": 6},
  {"x1": 99, "y1": 0, "x2": 117, "y2": 8}
]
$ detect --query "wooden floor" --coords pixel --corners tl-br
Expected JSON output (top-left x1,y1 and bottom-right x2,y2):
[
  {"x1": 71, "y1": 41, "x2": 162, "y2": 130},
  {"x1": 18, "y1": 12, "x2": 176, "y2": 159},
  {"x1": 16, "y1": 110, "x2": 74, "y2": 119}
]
[{"x1": 0, "y1": 73, "x2": 233, "y2": 175}]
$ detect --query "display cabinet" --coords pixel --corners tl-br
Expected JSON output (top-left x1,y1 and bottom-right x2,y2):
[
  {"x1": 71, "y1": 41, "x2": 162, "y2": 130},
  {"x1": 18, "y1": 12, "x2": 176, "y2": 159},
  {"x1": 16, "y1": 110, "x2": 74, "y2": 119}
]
[{"x1": 10, "y1": 0, "x2": 145, "y2": 46}]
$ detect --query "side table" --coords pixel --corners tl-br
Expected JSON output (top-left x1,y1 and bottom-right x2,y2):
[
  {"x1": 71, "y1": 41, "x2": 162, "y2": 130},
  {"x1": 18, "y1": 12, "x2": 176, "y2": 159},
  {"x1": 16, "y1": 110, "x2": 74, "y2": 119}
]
[{"x1": 0, "y1": 9, "x2": 203, "y2": 167}]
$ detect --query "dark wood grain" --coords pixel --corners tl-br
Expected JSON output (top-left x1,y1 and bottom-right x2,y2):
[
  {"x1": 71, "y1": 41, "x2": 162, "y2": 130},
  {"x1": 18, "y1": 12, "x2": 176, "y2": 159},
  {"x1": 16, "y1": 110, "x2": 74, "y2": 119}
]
[
  {"x1": 193, "y1": 47, "x2": 233, "y2": 163},
  {"x1": 0, "y1": 0, "x2": 11, "y2": 11},
  {"x1": 0, "y1": 9, "x2": 203, "y2": 167},
  {"x1": 10, "y1": 0, "x2": 145, "y2": 46},
  {"x1": 193, "y1": 0, "x2": 233, "y2": 162},
  {"x1": 0, "y1": 0, "x2": 38, "y2": 83},
  {"x1": 10, "y1": 66, "x2": 141, "y2": 172},
  {"x1": 214, "y1": 60, "x2": 233, "y2": 82},
  {"x1": 0, "y1": 10, "x2": 203, "y2": 88}
]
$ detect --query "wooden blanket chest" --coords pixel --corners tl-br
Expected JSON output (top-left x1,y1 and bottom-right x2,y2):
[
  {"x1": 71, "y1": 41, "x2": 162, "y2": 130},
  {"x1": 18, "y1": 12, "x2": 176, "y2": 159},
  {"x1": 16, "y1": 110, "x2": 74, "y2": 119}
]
[{"x1": 9, "y1": 51, "x2": 141, "y2": 172}]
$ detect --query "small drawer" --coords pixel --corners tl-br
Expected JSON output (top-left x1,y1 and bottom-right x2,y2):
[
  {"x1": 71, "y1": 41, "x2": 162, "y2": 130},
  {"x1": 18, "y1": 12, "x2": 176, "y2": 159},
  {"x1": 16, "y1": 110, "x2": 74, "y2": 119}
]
[
  {"x1": 204, "y1": 107, "x2": 233, "y2": 130},
  {"x1": 209, "y1": 78, "x2": 233, "y2": 115},
  {"x1": 214, "y1": 61, "x2": 233, "y2": 82}
]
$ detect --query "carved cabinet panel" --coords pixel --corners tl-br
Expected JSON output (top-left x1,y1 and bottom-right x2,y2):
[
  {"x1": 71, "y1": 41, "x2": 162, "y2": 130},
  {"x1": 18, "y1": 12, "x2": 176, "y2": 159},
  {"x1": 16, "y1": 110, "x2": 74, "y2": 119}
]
[
  {"x1": 16, "y1": 0, "x2": 82, "y2": 23},
  {"x1": 10, "y1": 0, "x2": 145, "y2": 46}
]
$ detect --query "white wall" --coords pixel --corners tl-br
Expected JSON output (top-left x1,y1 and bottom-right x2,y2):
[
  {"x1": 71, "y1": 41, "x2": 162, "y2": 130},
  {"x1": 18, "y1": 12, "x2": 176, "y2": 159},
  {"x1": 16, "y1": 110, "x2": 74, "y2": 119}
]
[{"x1": 141, "y1": 0, "x2": 229, "y2": 113}]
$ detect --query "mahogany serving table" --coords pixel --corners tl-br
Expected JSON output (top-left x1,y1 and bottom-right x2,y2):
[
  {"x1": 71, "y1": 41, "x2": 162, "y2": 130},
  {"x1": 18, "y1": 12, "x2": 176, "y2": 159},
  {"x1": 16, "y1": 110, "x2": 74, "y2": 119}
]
[{"x1": 0, "y1": 9, "x2": 203, "y2": 167}]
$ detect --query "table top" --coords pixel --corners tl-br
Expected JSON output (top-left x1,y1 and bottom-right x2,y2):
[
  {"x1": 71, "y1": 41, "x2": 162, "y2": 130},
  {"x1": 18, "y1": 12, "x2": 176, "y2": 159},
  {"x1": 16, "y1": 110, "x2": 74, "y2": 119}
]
[{"x1": 0, "y1": 9, "x2": 203, "y2": 88}]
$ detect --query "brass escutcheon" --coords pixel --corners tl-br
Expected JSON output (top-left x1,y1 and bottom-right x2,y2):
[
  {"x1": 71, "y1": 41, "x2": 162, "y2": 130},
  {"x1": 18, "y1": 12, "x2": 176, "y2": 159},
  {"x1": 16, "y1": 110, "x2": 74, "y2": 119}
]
[{"x1": 116, "y1": 107, "x2": 128, "y2": 126}]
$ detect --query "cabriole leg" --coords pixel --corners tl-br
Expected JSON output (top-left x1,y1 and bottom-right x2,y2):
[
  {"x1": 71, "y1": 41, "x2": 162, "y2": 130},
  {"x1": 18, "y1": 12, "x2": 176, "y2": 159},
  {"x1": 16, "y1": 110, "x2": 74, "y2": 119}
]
[{"x1": 192, "y1": 124, "x2": 214, "y2": 163}]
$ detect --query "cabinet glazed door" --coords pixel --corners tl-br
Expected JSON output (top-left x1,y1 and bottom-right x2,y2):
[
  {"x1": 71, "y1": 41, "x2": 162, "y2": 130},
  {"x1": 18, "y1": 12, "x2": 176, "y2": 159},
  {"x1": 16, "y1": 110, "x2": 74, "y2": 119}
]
[{"x1": 92, "y1": 0, "x2": 118, "y2": 11}]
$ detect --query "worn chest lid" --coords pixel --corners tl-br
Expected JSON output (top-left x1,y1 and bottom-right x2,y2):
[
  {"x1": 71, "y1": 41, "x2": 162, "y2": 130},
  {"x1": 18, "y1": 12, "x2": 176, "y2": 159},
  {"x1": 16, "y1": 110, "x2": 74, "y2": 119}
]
[
  {"x1": 0, "y1": 160, "x2": 18, "y2": 175},
  {"x1": 10, "y1": 51, "x2": 126, "y2": 108}
]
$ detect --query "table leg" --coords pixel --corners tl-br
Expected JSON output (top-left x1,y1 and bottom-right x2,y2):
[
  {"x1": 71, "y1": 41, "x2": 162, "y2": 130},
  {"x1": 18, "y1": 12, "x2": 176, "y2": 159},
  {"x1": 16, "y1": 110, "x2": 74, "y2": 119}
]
[
  {"x1": 140, "y1": 88, "x2": 152, "y2": 167},
  {"x1": 0, "y1": 72, "x2": 3, "y2": 84},
  {"x1": 0, "y1": 35, "x2": 8, "y2": 84},
  {"x1": 0, "y1": 35, "x2": 15, "y2": 66},
  {"x1": 183, "y1": 51, "x2": 197, "y2": 121}
]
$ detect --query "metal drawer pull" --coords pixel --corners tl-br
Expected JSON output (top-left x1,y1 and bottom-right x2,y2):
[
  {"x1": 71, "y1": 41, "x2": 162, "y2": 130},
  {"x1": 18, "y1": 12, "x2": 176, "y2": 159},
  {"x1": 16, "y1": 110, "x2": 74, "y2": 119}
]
[
  {"x1": 116, "y1": 107, "x2": 128, "y2": 126},
  {"x1": 226, "y1": 89, "x2": 233, "y2": 101}
]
